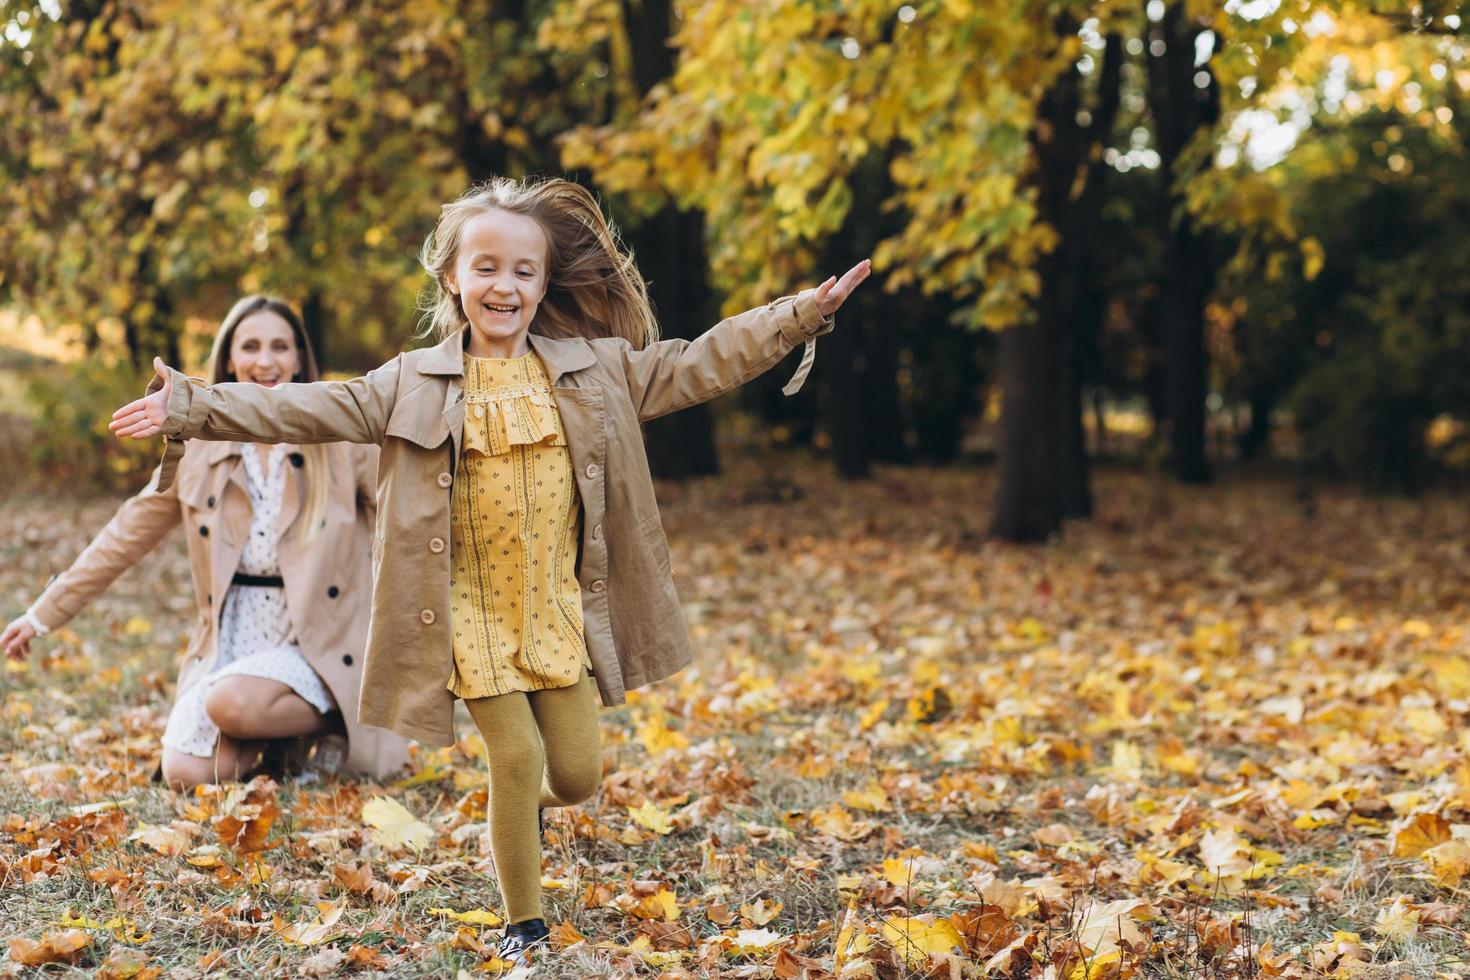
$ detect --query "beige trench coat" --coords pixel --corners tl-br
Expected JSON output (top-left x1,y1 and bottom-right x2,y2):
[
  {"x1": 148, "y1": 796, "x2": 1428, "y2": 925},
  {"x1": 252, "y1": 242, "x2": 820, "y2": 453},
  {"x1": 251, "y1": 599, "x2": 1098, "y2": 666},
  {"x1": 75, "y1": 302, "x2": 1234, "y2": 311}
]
[
  {"x1": 32, "y1": 440, "x2": 410, "y2": 777},
  {"x1": 149, "y1": 291, "x2": 833, "y2": 747}
]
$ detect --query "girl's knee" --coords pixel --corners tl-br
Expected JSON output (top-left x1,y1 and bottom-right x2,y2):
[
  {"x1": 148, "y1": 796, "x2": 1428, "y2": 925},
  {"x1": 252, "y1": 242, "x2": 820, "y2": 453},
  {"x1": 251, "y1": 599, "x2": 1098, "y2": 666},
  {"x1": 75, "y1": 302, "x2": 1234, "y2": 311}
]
[{"x1": 546, "y1": 757, "x2": 601, "y2": 806}]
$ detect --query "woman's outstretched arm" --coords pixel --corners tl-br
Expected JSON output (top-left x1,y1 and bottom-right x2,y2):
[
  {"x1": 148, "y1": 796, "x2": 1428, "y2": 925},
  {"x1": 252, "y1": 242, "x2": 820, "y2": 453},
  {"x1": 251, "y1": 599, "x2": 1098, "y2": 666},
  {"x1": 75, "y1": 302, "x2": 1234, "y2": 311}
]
[{"x1": 2, "y1": 466, "x2": 183, "y2": 660}]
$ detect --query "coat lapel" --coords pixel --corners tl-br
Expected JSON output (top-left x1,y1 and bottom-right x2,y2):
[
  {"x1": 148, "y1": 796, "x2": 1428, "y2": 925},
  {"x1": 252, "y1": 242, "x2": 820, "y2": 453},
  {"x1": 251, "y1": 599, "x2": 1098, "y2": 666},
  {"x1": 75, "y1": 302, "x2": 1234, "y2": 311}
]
[{"x1": 416, "y1": 331, "x2": 466, "y2": 459}]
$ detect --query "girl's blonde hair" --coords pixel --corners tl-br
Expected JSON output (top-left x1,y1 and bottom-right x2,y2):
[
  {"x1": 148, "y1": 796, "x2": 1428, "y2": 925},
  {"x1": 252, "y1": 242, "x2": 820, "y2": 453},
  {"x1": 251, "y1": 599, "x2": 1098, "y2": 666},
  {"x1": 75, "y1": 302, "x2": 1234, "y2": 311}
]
[
  {"x1": 205, "y1": 295, "x2": 330, "y2": 539},
  {"x1": 417, "y1": 176, "x2": 658, "y2": 348}
]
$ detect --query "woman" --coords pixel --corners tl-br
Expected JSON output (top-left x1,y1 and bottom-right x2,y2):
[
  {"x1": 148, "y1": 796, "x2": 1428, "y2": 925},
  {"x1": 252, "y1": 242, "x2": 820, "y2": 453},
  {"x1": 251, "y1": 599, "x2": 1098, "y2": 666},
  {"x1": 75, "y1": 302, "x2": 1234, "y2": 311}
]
[{"x1": 1, "y1": 296, "x2": 408, "y2": 788}]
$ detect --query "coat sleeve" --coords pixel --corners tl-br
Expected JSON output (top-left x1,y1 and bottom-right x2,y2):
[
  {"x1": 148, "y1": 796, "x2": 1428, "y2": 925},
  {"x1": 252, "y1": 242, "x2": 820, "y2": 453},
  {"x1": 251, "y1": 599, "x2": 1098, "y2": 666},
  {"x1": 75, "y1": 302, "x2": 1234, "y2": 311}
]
[
  {"x1": 149, "y1": 356, "x2": 403, "y2": 491},
  {"x1": 28, "y1": 464, "x2": 184, "y2": 631},
  {"x1": 610, "y1": 289, "x2": 834, "y2": 422}
]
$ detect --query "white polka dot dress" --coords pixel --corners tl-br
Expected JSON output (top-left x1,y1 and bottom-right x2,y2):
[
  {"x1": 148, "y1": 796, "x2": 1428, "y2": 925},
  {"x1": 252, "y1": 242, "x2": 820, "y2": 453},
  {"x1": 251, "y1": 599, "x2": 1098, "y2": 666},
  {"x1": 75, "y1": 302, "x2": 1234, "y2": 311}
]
[{"x1": 162, "y1": 444, "x2": 337, "y2": 759}]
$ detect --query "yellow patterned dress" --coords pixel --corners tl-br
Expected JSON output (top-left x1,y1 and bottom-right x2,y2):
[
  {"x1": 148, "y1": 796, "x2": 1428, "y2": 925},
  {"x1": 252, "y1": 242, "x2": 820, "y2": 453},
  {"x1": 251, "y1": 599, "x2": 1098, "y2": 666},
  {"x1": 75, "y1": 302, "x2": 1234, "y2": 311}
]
[{"x1": 447, "y1": 351, "x2": 591, "y2": 699}]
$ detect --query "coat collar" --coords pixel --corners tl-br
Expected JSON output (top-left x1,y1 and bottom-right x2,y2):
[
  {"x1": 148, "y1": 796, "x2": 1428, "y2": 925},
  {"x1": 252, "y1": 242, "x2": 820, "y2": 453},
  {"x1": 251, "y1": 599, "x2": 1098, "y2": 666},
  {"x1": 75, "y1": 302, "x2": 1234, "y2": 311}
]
[
  {"x1": 415, "y1": 329, "x2": 597, "y2": 385},
  {"x1": 204, "y1": 441, "x2": 242, "y2": 464}
]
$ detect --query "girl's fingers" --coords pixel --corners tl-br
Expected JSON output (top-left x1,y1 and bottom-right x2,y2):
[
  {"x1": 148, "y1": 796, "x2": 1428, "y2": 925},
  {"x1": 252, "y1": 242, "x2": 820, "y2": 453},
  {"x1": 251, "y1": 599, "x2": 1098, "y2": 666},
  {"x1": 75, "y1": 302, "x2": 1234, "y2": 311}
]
[
  {"x1": 112, "y1": 397, "x2": 149, "y2": 421},
  {"x1": 111, "y1": 415, "x2": 159, "y2": 439}
]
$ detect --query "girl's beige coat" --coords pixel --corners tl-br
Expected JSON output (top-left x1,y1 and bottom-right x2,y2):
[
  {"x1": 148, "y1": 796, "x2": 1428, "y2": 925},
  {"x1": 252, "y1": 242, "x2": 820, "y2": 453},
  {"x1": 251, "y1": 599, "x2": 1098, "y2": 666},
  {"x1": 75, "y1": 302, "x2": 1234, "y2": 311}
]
[
  {"x1": 149, "y1": 292, "x2": 832, "y2": 746},
  {"x1": 32, "y1": 441, "x2": 410, "y2": 777}
]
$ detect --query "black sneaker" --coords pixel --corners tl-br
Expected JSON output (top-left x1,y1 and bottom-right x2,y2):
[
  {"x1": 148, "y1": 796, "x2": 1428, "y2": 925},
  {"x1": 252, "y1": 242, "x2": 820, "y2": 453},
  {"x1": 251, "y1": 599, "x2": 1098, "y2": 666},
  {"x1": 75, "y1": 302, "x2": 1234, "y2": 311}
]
[{"x1": 497, "y1": 918, "x2": 550, "y2": 967}]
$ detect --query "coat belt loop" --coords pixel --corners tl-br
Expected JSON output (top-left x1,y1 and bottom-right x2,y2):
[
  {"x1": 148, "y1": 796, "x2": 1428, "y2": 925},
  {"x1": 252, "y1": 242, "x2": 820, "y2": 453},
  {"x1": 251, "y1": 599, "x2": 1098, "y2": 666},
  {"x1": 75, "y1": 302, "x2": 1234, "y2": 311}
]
[{"x1": 781, "y1": 338, "x2": 818, "y2": 396}]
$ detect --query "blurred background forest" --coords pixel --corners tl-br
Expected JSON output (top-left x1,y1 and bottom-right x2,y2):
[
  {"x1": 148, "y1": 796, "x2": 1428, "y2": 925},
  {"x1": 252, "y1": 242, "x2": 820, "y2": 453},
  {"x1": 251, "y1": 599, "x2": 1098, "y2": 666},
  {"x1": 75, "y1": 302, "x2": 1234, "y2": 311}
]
[{"x1": 2, "y1": 0, "x2": 1468, "y2": 541}]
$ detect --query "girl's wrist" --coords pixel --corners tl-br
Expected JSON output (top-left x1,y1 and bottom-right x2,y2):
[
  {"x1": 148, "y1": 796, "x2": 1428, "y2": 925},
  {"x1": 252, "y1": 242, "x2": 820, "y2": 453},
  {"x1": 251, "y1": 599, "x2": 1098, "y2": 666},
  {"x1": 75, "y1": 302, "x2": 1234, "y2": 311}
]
[{"x1": 22, "y1": 608, "x2": 51, "y2": 636}]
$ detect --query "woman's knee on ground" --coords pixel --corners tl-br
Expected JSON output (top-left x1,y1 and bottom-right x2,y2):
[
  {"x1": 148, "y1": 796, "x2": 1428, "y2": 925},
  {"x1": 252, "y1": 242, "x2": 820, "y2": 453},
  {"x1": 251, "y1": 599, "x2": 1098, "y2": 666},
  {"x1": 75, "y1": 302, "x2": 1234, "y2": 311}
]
[
  {"x1": 161, "y1": 750, "x2": 223, "y2": 791},
  {"x1": 203, "y1": 683, "x2": 258, "y2": 739}
]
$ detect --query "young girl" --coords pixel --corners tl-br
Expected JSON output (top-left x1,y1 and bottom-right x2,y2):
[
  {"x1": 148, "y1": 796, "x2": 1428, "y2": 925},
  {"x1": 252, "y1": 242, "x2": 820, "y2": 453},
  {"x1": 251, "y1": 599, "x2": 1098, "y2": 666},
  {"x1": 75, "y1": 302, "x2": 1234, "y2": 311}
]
[
  {"x1": 110, "y1": 177, "x2": 869, "y2": 964},
  {"x1": 3, "y1": 296, "x2": 407, "y2": 789}
]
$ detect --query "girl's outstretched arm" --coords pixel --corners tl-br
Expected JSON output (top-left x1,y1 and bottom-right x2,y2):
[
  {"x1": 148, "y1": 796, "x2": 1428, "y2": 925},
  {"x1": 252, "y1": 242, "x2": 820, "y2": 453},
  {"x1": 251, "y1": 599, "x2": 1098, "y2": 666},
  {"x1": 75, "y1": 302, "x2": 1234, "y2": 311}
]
[
  {"x1": 615, "y1": 260, "x2": 871, "y2": 422},
  {"x1": 111, "y1": 357, "x2": 402, "y2": 447},
  {"x1": 3, "y1": 462, "x2": 183, "y2": 660}
]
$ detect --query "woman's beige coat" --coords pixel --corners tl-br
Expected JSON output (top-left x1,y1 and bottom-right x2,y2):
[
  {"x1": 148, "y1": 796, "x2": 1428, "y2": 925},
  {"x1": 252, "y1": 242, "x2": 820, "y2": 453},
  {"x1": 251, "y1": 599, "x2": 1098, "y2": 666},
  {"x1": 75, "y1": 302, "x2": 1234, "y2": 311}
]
[
  {"x1": 149, "y1": 291, "x2": 833, "y2": 747},
  {"x1": 32, "y1": 440, "x2": 410, "y2": 777}
]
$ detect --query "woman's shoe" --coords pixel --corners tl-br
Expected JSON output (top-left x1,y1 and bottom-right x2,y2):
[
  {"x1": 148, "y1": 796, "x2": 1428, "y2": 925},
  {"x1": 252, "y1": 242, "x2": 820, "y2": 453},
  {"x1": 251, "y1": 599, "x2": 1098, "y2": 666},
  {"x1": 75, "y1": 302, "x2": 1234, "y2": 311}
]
[{"x1": 496, "y1": 918, "x2": 550, "y2": 967}]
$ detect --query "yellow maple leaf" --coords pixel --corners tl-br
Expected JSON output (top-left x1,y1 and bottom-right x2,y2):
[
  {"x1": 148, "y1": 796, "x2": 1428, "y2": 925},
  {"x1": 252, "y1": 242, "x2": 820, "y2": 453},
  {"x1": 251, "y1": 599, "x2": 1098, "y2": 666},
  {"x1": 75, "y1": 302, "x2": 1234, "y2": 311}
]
[
  {"x1": 883, "y1": 916, "x2": 962, "y2": 965},
  {"x1": 636, "y1": 711, "x2": 689, "y2": 756},
  {"x1": 1198, "y1": 828, "x2": 1254, "y2": 882},
  {"x1": 627, "y1": 801, "x2": 674, "y2": 835},
  {"x1": 1392, "y1": 812, "x2": 1452, "y2": 858},
  {"x1": 1072, "y1": 898, "x2": 1149, "y2": 956},
  {"x1": 122, "y1": 616, "x2": 152, "y2": 637},
  {"x1": 1374, "y1": 897, "x2": 1419, "y2": 943},
  {"x1": 883, "y1": 856, "x2": 919, "y2": 889},
  {"x1": 833, "y1": 898, "x2": 871, "y2": 973},
  {"x1": 361, "y1": 796, "x2": 433, "y2": 853},
  {"x1": 842, "y1": 780, "x2": 891, "y2": 813},
  {"x1": 726, "y1": 928, "x2": 783, "y2": 956},
  {"x1": 1423, "y1": 839, "x2": 1470, "y2": 887},
  {"x1": 740, "y1": 897, "x2": 782, "y2": 926},
  {"x1": 1108, "y1": 740, "x2": 1144, "y2": 780},
  {"x1": 427, "y1": 907, "x2": 503, "y2": 927}
]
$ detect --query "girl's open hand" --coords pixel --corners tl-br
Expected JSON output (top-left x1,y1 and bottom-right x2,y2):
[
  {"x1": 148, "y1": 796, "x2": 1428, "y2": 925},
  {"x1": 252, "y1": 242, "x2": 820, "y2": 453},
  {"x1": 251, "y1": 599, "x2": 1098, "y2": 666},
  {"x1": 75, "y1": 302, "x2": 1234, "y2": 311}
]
[
  {"x1": 2, "y1": 617, "x2": 37, "y2": 661},
  {"x1": 813, "y1": 259, "x2": 872, "y2": 318},
  {"x1": 109, "y1": 357, "x2": 174, "y2": 440}
]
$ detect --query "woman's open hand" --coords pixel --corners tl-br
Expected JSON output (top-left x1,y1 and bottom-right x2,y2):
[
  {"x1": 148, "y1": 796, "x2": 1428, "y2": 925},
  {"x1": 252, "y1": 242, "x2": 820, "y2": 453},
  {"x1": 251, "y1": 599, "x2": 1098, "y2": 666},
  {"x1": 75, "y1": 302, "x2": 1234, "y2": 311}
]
[
  {"x1": 813, "y1": 259, "x2": 872, "y2": 318},
  {"x1": 2, "y1": 616, "x2": 37, "y2": 661},
  {"x1": 108, "y1": 357, "x2": 175, "y2": 439}
]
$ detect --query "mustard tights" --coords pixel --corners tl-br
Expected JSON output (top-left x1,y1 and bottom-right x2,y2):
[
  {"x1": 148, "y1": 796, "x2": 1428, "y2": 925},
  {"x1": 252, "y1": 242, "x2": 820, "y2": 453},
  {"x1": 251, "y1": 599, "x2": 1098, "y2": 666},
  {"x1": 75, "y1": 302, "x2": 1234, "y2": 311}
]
[{"x1": 464, "y1": 670, "x2": 602, "y2": 924}]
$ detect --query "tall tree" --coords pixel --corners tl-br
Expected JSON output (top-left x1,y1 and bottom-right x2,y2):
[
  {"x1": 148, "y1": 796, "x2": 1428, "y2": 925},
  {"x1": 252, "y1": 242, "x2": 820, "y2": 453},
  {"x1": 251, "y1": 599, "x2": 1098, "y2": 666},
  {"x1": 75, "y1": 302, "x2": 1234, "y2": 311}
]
[
  {"x1": 993, "y1": 22, "x2": 1122, "y2": 540},
  {"x1": 1146, "y1": 0, "x2": 1220, "y2": 483}
]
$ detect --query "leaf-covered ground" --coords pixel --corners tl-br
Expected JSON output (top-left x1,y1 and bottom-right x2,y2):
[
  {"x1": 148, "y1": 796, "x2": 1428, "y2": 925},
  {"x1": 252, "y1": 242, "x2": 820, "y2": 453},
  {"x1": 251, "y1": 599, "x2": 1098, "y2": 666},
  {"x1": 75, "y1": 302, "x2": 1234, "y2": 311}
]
[{"x1": 4, "y1": 462, "x2": 1470, "y2": 978}]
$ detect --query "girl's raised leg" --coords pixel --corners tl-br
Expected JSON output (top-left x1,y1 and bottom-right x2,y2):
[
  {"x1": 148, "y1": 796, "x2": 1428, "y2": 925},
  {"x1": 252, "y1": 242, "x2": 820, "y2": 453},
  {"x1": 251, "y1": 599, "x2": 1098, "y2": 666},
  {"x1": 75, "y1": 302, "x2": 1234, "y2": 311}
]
[{"x1": 528, "y1": 670, "x2": 602, "y2": 808}]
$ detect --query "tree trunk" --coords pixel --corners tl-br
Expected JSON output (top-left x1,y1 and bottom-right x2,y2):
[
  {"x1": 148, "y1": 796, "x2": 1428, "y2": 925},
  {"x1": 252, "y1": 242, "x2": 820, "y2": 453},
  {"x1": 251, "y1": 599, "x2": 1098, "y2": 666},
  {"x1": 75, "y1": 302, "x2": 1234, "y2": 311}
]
[
  {"x1": 861, "y1": 299, "x2": 909, "y2": 464},
  {"x1": 302, "y1": 291, "x2": 327, "y2": 368},
  {"x1": 1147, "y1": 1, "x2": 1221, "y2": 484},
  {"x1": 824, "y1": 305, "x2": 870, "y2": 479},
  {"x1": 636, "y1": 208, "x2": 720, "y2": 478},
  {"x1": 992, "y1": 27, "x2": 1119, "y2": 541},
  {"x1": 621, "y1": 0, "x2": 719, "y2": 480}
]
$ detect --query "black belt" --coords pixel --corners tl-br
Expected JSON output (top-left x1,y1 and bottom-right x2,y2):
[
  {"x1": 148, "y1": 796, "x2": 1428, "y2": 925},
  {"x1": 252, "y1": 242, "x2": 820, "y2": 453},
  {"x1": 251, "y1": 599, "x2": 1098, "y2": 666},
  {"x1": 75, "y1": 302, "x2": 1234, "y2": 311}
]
[{"x1": 232, "y1": 572, "x2": 284, "y2": 587}]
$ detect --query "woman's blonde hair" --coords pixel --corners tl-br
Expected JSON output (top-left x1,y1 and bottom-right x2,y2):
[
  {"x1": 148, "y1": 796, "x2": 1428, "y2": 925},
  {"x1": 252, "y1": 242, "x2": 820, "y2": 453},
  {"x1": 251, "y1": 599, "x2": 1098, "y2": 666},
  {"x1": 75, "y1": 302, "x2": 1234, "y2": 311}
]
[
  {"x1": 204, "y1": 295, "x2": 331, "y2": 539},
  {"x1": 417, "y1": 176, "x2": 658, "y2": 348}
]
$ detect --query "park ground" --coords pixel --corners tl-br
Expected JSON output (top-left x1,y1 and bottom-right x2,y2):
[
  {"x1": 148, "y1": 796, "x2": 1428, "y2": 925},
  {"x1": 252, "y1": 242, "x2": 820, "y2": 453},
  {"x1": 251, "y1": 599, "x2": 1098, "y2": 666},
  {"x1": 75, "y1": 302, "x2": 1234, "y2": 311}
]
[{"x1": 3, "y1": 460, "x2": 1470, "y2": 978}]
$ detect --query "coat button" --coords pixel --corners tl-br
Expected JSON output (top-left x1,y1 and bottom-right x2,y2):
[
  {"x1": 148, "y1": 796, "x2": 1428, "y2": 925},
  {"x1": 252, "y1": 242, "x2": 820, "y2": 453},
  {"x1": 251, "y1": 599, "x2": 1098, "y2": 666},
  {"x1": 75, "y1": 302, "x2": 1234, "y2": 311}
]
[
  {"x1": 289, "y1": 452, "x2": 305, "y2": 468},
  {"x1": 420, "y1": 609, "x2": 436, "y2": 625},
  {"x1": 591, "y1": 524, "x2": 602, "y2": 541},
  {"x1": 437, "y1": 472, "x2": 452, "y2": 488},
  {"x1": 199, "y1": 526, "x2": 209, "y2": 537},
  {"x1": 584, "y1": 463, "x2": 600, "y2": 479},
  {"x1": 327, "y1": 586, "x2": 340, "y2": 598},
  {"x1": 429, "y1": 537, "x2": 445, "y2": 554},
  {"x1": 342, "y1": 654, "x2": 353, "y2": 666},
  {"x1": 206, "y1": 495, "x2": 215, "y2": 508},
  {"x1": 590, "y1": 580, "x2": 605, "y2": 593}
]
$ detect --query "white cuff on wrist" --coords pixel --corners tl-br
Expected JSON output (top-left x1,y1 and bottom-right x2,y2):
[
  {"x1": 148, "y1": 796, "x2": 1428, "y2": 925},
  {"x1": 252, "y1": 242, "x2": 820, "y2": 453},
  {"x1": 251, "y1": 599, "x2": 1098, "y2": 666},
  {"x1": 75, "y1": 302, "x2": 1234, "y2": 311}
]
[{"x1": 22, "y1": 609, "x2": 51, "y2": 636}]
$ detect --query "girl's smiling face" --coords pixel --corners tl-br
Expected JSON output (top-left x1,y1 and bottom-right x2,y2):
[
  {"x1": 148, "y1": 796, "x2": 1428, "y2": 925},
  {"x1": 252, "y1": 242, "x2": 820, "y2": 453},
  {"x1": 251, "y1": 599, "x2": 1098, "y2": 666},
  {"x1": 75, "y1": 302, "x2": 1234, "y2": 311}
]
[
  {"x1": 449, "y1": 208, "x2": 549, "y2": 358},
  {"x1": 227, "y1": 311, "x2": 301, "y2": 386}
]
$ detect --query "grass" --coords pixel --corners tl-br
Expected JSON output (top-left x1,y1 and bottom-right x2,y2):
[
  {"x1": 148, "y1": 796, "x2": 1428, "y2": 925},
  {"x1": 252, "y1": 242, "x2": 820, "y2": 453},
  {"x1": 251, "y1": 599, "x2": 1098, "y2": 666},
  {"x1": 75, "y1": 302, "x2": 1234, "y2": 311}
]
[{"x1": 3, "y1": 460, "x2": 1470, "y2": 977}]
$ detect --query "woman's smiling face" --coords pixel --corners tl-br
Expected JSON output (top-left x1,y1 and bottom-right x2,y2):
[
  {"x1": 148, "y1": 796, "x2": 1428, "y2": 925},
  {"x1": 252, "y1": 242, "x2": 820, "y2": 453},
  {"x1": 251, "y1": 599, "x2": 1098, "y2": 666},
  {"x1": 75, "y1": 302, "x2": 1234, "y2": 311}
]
[
  {"x1": 227, "y1": 310, "x2": 300, "y2": 386},
  {"x1": 449, "y1": 208, "x2": 550, "y2": 358}
]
